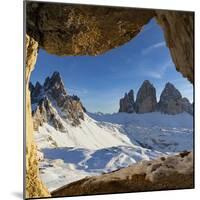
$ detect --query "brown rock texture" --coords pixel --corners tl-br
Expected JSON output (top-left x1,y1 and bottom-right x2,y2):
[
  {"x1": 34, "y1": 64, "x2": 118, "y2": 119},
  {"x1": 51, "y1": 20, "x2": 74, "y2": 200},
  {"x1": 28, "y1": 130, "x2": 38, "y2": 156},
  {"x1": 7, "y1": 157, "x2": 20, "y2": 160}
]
[
  {"x1": 26, "y1": 2, "x2": 194, "y2": 84},
  {"x1": 25, "y1": 34, "x2": 50, "y2": 198},
  {"x1": 26, "y1": 2, "x2": 155, "y2": 56},
  {"x1": 156, "y1": 11, "x2": 194, "y2": 83},
  {"x1": 51, "y1": 152, "x2": 193, "y2": 197}
]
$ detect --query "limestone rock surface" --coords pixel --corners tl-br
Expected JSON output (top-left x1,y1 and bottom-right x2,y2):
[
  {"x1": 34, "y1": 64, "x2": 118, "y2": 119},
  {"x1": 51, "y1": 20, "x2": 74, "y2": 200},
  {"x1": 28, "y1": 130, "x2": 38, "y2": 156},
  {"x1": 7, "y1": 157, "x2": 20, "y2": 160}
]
[
  {"x1": 135, "y1": 80, "x2": 157, "y2": 113},
  {"x1": 26, "y1": 2, "x2": 154, "y2": 56},
  {"x1": 156, "y1": 11, "x2": 194, "y2": 83}
]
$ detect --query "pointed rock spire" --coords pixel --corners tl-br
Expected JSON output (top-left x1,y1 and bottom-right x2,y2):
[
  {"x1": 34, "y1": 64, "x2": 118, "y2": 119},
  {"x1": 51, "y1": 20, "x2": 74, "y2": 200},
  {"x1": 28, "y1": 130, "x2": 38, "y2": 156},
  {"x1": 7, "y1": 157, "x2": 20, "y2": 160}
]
[
  {"x1": 135, "y1": 80, "x2": 157, "y2": 113},
  {"x1": 44, "y1": 71, "x2": 67, "y2": 107},
  {"x1": 158, "y1": 82, "x2": 182, "y2": 114},
  {"x1": 31, "y1": 71, "x2": 86, "y2": 128},
  {"x1": 44, "y1": 71, "x2": 66, "y2": 93},
  {"x1": 119, "y1": 89, "x2": 135, "y2": 113}
]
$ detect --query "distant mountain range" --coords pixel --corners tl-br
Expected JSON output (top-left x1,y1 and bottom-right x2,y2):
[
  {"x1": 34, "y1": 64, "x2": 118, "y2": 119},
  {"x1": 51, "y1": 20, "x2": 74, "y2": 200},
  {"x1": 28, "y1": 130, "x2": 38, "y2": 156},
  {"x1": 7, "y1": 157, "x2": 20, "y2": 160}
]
[
  {"x1": 119, "y1": 80, "x2": 193, "y2": 115},
  {"x1": 29, "y1": 71, "x2": 193, "y2": 192}
]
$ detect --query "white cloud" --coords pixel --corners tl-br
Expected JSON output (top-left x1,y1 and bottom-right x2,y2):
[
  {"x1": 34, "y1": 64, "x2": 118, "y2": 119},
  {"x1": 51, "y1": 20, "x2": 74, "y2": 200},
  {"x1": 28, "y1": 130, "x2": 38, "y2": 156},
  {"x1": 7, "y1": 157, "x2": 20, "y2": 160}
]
[
  {"x1": 142, "y1": 41, "x2": 166, "y2": 55},
  {"x1": 147, "y1": 71, "x2": 163, "y2": 79},
  {"x1": 145, "y1": 60, "x2": 173, "y2": 79}
]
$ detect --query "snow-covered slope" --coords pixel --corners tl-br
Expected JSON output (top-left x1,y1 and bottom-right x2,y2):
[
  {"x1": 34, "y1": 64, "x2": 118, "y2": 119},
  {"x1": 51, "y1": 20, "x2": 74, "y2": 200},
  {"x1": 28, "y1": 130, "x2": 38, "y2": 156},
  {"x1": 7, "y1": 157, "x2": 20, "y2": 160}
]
[
  {"x1": 34, "y1": 111, "x2": 193, "y2": 191},
  {"x1": 31, "y1": 73, "x2": 193, "y2": 192},
  {"x1": 35, "y1": 114, "x2": 133, "y2": 150},
  {"x1": 38, "y1": 145, "x2": 164, "y2": 191},
  {"x1": 88, "y1": 112, "x2": 193, "y2": 152}
]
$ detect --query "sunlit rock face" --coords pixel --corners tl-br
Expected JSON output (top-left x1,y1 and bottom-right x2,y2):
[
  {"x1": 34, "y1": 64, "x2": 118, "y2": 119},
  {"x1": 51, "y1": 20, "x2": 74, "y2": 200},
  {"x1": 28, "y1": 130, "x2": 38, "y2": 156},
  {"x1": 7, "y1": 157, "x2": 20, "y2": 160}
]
[
  {"x1": 135, "y1": 80, "x2": 157, "y2": 113},
  {"x1": 25, "y1": 34, "x2": 50, "y2": 199},
  {"x1": 26, "y1": 2, "x2": 155, "y2": 56}
]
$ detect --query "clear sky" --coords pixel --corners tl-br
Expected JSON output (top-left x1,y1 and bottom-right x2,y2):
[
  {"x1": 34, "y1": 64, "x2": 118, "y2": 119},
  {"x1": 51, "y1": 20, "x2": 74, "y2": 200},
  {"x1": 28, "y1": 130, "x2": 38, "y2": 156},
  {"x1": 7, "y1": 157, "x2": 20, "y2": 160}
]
[{"x1": 31, "y1": 18, "x2": 193, "y2": 114}]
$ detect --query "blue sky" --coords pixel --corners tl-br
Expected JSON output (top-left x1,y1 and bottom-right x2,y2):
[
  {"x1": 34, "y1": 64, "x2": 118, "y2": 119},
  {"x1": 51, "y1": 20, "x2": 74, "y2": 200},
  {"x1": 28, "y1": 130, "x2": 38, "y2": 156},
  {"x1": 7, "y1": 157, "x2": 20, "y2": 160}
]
[{"x1": 31, "y1": 19, "x2": 193, "y2": 113}]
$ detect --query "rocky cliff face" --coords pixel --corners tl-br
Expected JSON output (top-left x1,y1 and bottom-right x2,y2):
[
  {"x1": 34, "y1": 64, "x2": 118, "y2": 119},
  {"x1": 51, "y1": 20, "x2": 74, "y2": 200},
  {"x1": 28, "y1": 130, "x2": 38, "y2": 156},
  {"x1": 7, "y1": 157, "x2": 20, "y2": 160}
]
[
  {"x1": 156, "y1": 11, "x2": 194, "y2": 83},
  {"x1": 31, "y1": 72, "x2": 85, "y2": 130},
  {"x1": 32, "y1": 97, "x2": 66, "y2": 132},
  {"x1": 119, "y1": 90, "x2": 135, "y2": 113},
  {"x1": 181, "y1": 97, "x2": 193, "y2": 115},
  {"x1": 26, "y1": 2, "x2": 154, "y2": 56},
  {"x1": 158, "y1": 82, "x2": 183, "y2": 115},
  {"x1": 158, "y1": 82, "x2": 193, "y2": 115},
  {"x1": 25, "y1": 34, "x2": 50, "y2": 198},
  {"x1": 119, "y1": 81, "x2": 193, "y2": 115},
  {"x1": 135, "y1": 80, "x2": 157, "y2": 113}
]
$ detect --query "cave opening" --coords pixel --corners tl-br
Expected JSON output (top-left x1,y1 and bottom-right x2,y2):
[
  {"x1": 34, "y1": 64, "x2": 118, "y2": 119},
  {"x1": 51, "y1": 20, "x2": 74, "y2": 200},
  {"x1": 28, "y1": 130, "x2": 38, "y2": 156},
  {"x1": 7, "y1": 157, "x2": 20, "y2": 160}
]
[{"x1": 25, "y1": 2, "x2": 194, "y2": 198}]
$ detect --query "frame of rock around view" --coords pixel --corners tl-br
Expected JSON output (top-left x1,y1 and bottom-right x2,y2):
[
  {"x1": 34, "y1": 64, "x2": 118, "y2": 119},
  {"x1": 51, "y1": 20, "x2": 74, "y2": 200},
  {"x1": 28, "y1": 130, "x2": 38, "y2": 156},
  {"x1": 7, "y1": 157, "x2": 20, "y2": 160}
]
[{"x1": 24, "y1": 1, "x2": 194, "y2": 199}]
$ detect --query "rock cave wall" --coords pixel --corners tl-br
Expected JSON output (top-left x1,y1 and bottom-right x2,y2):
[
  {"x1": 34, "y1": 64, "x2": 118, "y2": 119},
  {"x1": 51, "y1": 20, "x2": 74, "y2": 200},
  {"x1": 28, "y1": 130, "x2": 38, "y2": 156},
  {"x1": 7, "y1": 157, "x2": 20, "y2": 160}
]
[
  {"x1": 156, "y1": 10, "x2": 194, "y2": 83},
  {"x1": 25, "y1": 34, "x2": 50, "y2": 198},
  {"x1": 25, "y1": 2, "x2": 194, "y2": 198}
]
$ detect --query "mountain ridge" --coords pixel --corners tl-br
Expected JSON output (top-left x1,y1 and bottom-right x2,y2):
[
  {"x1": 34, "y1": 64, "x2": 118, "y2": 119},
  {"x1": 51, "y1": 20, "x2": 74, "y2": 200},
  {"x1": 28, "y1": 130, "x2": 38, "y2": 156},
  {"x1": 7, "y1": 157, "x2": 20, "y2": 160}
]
[
  {"x1": 30, "y1": 71, "x2": 85, "y2": 130},
  {"x1": 119, "y1": 80, "x2": 193, "y2": 115}
]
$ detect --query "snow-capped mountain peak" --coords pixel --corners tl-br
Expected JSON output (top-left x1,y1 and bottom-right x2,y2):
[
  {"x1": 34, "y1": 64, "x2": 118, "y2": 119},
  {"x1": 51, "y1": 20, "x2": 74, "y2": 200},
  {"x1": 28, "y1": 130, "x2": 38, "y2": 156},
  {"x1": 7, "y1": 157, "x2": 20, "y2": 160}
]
[{"x1": 30, "y1": 71, "x2": 85, "y2": 129}]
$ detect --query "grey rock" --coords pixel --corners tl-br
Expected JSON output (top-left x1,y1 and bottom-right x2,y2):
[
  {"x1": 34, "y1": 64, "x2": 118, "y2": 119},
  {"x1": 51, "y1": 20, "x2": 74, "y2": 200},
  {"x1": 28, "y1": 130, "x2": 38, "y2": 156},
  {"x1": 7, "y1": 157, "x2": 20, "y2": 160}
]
[
  {"x1": 31, "y1": 71, "x2": 85, "y2": 129},
  {"x1": 119, "y1": 89, "x2": 135, "y2": 113},
  {"x1": 181, "y1": 97, "x2": 193, "y2": 115},
  {"x1": 32, "y1": 97, "x2": 65, "y2": 132},
  {"x1": 44, "y1": 71, "x2": 67, "y2": 107},
  {"x1": 135, "y1": 80, "x2": 157, "y2": 113},
  {"x1": 158, "y1": 82, "x2": 183, "y2": 115}
]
